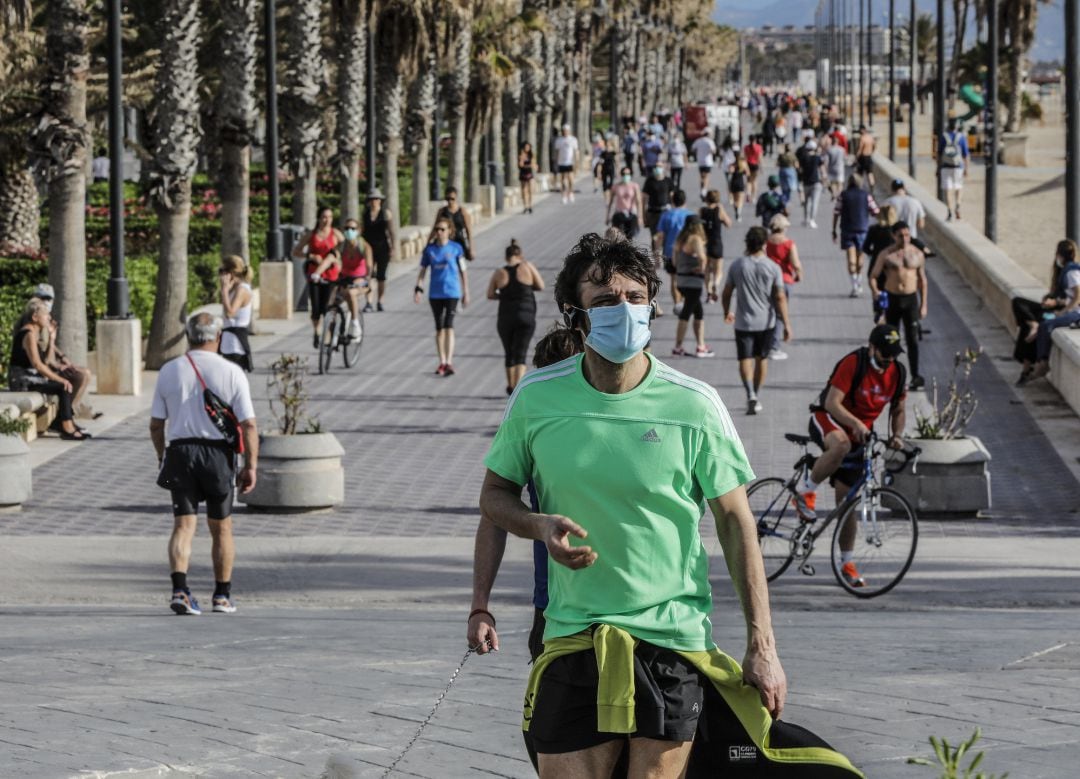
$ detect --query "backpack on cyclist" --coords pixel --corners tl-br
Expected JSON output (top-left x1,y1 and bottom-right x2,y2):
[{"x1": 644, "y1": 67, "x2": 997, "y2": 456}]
[
  {"x1": 940, "y1": 131, "x2": 963, "y2": 168},
  {"x1": 810, "y1": 347, "x2": 906, "y2": 415}
]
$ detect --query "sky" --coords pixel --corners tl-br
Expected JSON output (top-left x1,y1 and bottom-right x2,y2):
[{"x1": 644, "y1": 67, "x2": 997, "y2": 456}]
[{"x1": 710, "y1": 0, "x2": 1065, "y2": 63}]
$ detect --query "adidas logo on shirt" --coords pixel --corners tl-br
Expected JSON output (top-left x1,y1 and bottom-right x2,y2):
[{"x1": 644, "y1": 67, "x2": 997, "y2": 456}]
[{"x1": 641, "y1": 428, "x2": 661, "y2": 443}]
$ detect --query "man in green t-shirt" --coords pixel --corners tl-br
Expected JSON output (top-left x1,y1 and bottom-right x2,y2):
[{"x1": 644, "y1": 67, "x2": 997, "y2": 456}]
[{"x1": 476, "y1": 233, "x2": 786, "y2": 777}]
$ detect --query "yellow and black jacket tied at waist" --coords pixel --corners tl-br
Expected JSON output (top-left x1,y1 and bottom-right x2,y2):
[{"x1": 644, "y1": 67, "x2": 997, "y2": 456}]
[{"x1": 523, "y1": 625, "x2": 864, "y2": 778}]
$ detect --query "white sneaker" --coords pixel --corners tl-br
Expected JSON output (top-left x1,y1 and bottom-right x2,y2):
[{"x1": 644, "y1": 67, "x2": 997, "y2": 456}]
[
  {"x1": 569, "y1": 192, "x2": 575, "y2": 203},
  {"x1": 747, "y1": 397, "x2": 763, "y2": 415},
  {"x1": 768, "y1": 349, "x2": 788, "y2": 360},
  {"x1": 562, "y1": 195, "x2": 568, "y2": 204},
  {"x1": 809, "y1": 219, "x2": 818, "y2": 229},
  {"x1": 349, "y1": 319, "x2": 362, "y2": 338}
]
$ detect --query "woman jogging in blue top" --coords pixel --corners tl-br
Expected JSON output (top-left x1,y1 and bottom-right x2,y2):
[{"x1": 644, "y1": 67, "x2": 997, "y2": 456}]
[{"x1": 415, "y1": 217, "x2": 470, "y2": 376}]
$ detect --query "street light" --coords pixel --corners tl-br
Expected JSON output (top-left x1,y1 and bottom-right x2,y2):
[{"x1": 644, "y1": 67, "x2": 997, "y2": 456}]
[
  {"x1": 985, "y1": 0, "x2": 998, "y2": 240},
  {"x1": 889, "y1": 0, "x2": 896, "y2": 159},
  {"x1": 908, "y1": 0, "x2": 916, "y2": 177},
  {"x1": 935, "y1": 0, "x2": 946, "y2": 203},
  {"x1": 1067, "y1": 0, "x2": 1080, "y2": 240},
  {"x1": 105, "y1": 0, "x2": 129, "y2": 318}
]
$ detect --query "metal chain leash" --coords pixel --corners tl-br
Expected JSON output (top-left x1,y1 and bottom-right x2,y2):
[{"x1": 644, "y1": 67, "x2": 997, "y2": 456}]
[{"x1": 380, "y1": 646, "x2": 478, "y2": 778}]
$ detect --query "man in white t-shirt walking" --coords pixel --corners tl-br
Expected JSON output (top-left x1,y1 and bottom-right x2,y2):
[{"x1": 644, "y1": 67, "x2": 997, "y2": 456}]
[
  {"x1": 150, "y1": 313, "x2": 258, "y2": 617},
  {"x1": 554, "y1": 124, "x2": 579, "y2": 204},
  {"x1": 692, "y1": 134, "x2": 717, "y2": 199}
]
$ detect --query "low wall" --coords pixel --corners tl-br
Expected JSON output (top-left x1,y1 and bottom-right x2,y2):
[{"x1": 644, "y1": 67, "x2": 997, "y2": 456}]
[{"x1": 872, "y1": 153, "x2": 1080, "y2": 416}]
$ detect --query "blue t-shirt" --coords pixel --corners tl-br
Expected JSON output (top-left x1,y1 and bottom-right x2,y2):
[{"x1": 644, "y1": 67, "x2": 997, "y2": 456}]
[
  {"x1": 657, "y1": 207, "x2": 692, "y2": 259},
  {"x1": 421, "y1": 241, "x2": 465, "y2": 299},
  {"x1": 940, "y1": 130, "x2": 970, "y2": 169},
  {"x1": 641, "y1": 139, "x2": 663, "y2": 167},
  {"x1": 528, "y1": 481, "x2": 548, "y2": 609}
]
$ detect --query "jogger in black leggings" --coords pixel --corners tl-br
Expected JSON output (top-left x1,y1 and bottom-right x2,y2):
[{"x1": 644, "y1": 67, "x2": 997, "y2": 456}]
[
  {"x1": 885, "y1": 292, "x2": 921, "y2": 381},
  {"x1": 487, "y1": 239, "x2": 545, "y2": 393}
]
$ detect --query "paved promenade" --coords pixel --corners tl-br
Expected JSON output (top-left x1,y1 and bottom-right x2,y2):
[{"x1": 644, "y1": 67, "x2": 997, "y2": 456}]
[{"x1": 2, "y1": 161, "x2": 1080, "y2": 778}]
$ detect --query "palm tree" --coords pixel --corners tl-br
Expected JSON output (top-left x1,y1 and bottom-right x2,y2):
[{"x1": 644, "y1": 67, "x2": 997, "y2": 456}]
[
  {"x1": 32, "y1": 0, "x2": 91, "y2": 365},
  {"x1": 1001, "y1": 0, "x2": 1046, "y2": 132},
  {"x1": 374, "y1": 0, "x2": 425, "y2": 245},
  {"x1": 281, "y1": 0, "x2": 326, "y2": 230},
  {"x1": 145, "y1": 0, "x2": 202, "y2": 369},
  {"x1": 444, "y1": 1, "x2": 472, "y2": 196},
  {"x1": 405, "y1": 46, "x2": 437, "y2": 227},
  {"x1": 332, "y1": 0, "x2": 367, "y2": 222},
  {"x1": 217, "y1": 0, "x2": 258, "y2": 263},
  {"x1": 0, "y1": 0, "x2": 40, "y2": 252}
]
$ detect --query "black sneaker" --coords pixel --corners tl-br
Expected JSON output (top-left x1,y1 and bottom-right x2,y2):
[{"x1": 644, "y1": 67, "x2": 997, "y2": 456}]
[
  {"x1": 909, "y1": 375, "x2": 925, "y2": 390},
  {"x1": 377, "y1": 303, "x2": 385, "y2": 312},
  {"x1": 170, "y1": 589, "x2": 201, "y2": 616}
]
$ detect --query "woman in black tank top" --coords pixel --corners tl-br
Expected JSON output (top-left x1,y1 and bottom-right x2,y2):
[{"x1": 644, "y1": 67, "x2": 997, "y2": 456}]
[
  {"x1": 362, "y1": 190, "x2": 394, "y2": 311},
  {"x1": 430, "y1": 187, "x2": 475, "y2": 261},
  {"x1": 486, "y1": 239, "x2": 545, "y2": 394}
]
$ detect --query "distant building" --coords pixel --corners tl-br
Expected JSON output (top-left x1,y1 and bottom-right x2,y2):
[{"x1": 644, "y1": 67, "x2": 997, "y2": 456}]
[{"x1": 745, "y1": 24, "x2": 891, "y2": 59}]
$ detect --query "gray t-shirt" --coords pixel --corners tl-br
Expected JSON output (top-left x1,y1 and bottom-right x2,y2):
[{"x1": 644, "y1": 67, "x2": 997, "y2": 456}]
[
  {"x1": 826, "y1": 146, "x2": 846, "y2": 180},
  {"x1": 884, "y1": 194, "x2": 926, "y2": 238},
  {"x1": 727, "y1": 254, "x2": 783, "y2": 332}
]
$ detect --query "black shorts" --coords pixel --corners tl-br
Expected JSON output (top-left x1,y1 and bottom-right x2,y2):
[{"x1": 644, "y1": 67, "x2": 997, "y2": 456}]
[
  {"x1": 734, "y1": 328, "x2": 773, "y2": 360},
  {"x1": 338, "y1": 275, "x2": 368, "y2": 289},
  {"x1": 498, "y1": 317, "x2": 537, "y2": 367},
  {"x1": 748, "y1": 163, "x2": 760, "y2": 174},
  {"x1": 430, "y1": 297, "x2": 459, "y2": 330},
  {"x1": 856, "y1": 154, "x2": 873, "y2": 174},
  {"x1": 808, "y1": 413, "x2": 865, "y2": 487},
  {"x1": 156, "y1": 440, "x2": 235, "y2": 520},
  {"x1": 557, "y1": 164, "x2": 574, "y2": 174},
  {"x1": 699, "y1": 165, "x2": 712, "y2": 173},
  {"x1": 371, "y1": 245, "x2": 391, "y2": 281},
  {"x1": 663, "y1": 257, "x2": 676, "y2": 275},
  {"x1": 529, "y1": 639, "x2": 705, "y2": 754},
  {"x1": 611, "y1": 211, "x2": 640, "y2": 240}
]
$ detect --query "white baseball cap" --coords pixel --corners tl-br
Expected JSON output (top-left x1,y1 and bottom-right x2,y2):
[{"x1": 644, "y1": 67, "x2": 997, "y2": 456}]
[{"x1": 33, "y1": 283, "x2": 55, "y2": 300}]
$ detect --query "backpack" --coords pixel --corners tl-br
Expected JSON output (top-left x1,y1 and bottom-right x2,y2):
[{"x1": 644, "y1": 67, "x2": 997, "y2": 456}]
[
  {"x1": 186, "y1": 354, "x2": 244, "y2": 454},
  {"x1": 941, "y1": 131, "x2": 963, "y2": 168},
  {"x1": 810, "y1": 347, "x2": 906, "y2": 415}
]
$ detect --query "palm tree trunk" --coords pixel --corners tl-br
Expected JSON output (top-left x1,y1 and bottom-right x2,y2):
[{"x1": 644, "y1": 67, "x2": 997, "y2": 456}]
[
  {"x1": 467, "y1": 134, "x2": 481, "y2": 203},
  {"x1": 148, "y1": 184, "x2": 192, "y2": 366},
  {"x1": 217, "y1": 0, "x2": 257, "y2": 263},
  {"x1": 334, "y1": 0, "x2": 366, "y2": 222},
  {"x1": 282, "y1": 0, "x2": 324, "y2": 230},
  {"x1": 446, "y1": 20, "x2": 472, "y2": 196},
  {"x1": 220, "y1": 142, "x2": 249, "y2": 259},
  {"x1": 383, "y1": 135, "x2": 402, "y2": 240},
  {"x1": 0, "y1": 164, "x2": 40, "y2": 250},
  {"x1": 448, "y1": 115, "x2": 468, "y2": 196},
  {"x1": 40, "y1": 0, "x2": 90, "y2": 366},
  {"x1": 145, "y1": 0, "x2": 202, "y2": 369},
  {"x1": 538, "y1": 107, "x2": 552, "y2": 174},
  {"x1": 341, "y1": 159, "x2": 360, "y2": 222},
  {"x1": 411, "y1": 135, "x2": 430, "y2": 226}
]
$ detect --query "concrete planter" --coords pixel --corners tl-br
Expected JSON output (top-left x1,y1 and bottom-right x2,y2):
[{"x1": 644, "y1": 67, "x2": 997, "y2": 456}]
[
  {"x1": 890, "y1": 436, "x2": 991, "y2": 517},
  {"x1": 0, "y1": 434, "x2": 32, "y2": 508},
  {"x1": 240, "y1": 431, "x2": 345, "y2": 511}
]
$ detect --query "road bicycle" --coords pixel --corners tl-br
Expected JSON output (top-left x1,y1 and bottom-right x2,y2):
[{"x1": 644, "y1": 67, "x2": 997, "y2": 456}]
[
  {"x1": 316, "y1": 280, "x2": 366, "y2": 374},
  {"x1": 749, "y1": 430, "x2": 921, "y2": 598}
]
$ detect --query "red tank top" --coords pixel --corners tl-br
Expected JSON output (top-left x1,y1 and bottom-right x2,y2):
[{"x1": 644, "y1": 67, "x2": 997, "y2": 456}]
[
  {"x1": 766, "y1": 238, "x2": 796, "y2": 284},
  {"x1": 341, "y1": 243, "x2": 367, "y2": 278},
  {"x1": 306, "y1": 230, "x2": 340, "y2": 281}
]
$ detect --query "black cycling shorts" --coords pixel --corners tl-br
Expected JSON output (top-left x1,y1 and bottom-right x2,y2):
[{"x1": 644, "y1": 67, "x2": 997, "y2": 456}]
[
  {"x1": 430, "y1": 298, "x2": 459, "y2": 330},
  {"x1": 156, "y1": 440, "x2": 235, "y2": 520},
  {"x1": 734, "y1": 329, "x2": 773, "y2": 360},
  {"x1": 529, "y1": 639, "x2": 704, "y2": 754}
]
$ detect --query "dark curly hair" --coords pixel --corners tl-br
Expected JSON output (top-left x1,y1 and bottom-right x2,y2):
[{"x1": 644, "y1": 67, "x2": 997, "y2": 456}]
[
  {"x1": 553, "y1": 233, "x2": 662, "y2": 312},
  {"x1": 532, "y1": 324, "x2": 583, "y2": 368}
]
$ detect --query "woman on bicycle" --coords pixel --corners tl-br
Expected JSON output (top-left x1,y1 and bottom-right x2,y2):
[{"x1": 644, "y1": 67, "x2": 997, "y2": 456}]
[
  {"x1": 415, "y1": 217, "x2": 469, "y2": 376},
  {"x1": 218, "y1": 255, "x2": 254, "y2": 371},
  {"x1": 339, "y1": 217, "x2": 373, "y2": 338},
  {"x1": 486, "y1": 238, "x2": 544, "y2": 394},
  {"x1": 292, "y1": 206, "x2": 342, "y2": 348}
]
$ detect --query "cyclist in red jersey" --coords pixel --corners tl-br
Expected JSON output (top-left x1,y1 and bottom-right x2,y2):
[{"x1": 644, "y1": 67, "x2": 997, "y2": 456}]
[
  {"x1": 293, "y1": 206, "x2": 343, "y2": 347},
  {"x1": 796, "y1": 325, "x2": 908, "y2": 587}
]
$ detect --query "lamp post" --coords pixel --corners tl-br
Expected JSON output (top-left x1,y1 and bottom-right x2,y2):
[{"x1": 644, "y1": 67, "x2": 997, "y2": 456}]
[
  {"x1": 431, "y1": 88, "x2": 442, "y2": 201},
  {"x1": 985, "y1": 0, "x2": 998, "y2": 241},
  {"x1": 866, "y1": 0, "x2": 874, "y2": 127},
  {"x1": 609, "y1": 19, "x2": 619, "y2": 131},
  {"x1": 858, "y1": 0, "x2": 865, "y2": 127},
  {"x1": 263, "y1": 0, "x2": 282, "y2": 262},
  {"x1": 889, "y1": 0, "x2": 896, "y2": 159},
  {"x1": 908, "y1": 0, "x2": 916, "y2": 176},
  {"x1": 1067, "y1": 0, "x2": 1080, "y2": 240},
  {"x1": 935, "y1": 0, "x2": 946, "y2": 202},
  {"x1": 105, "y1": 0, "x2": 128, "y2": 317}
]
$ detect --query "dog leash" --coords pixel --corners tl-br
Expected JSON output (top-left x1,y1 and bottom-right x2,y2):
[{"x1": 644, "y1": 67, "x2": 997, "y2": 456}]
[{"x1": 380, "y1": 645, "x2": 479, "y2": 777}]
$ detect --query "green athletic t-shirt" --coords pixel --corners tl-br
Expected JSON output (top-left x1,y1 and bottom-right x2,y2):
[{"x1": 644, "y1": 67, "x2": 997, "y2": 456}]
[{"x1": 483, "y1": 352, "x2": 754, "y2": 651}]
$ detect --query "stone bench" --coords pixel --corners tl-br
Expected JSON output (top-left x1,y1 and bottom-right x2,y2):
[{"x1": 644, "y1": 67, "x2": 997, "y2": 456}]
[
  {"x1": 0, "y1": 391, "x2": 57, "y2": 443},
  {"x1": 872, "y1": 152, "x2": 1080, "y2": 418}
]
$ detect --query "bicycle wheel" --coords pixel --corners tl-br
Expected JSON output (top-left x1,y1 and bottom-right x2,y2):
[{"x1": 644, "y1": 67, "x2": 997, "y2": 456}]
[
  {"x1": 747, "y1": 477, "x2": 800, "y2": 582},
  {"x1": 831, "y1": 487, "x2": 918, "y2": 598},
  {"x1": 342, "y1": 308, "x2": 363, "y2": 368},
  {"x1": 318, "y1": 307, "x2": 340, "y2": 375}
]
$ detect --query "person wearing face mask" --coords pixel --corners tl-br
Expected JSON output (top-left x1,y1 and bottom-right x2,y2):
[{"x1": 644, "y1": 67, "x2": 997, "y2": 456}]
[
  {"x1": 605, "y1": 166, "x2": 645, "y2": 241},
  {"x1": 799, "y1": 325, "x2": 909, "y2": 588},
  {"x1": 338, "y1": 218, "x2": 374, "y2": 335},
  {"x1": 477, "y1": 233, "x2": 799, "y2": 779}
]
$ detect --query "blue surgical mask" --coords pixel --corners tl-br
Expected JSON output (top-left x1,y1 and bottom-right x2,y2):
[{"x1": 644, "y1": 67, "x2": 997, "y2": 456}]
[
  {"x1": 578, "y1": 302, "x2": 653, "y2": 364},
  {"x1": 344, "y1": 228, "x2": 359, "y2": 241}
]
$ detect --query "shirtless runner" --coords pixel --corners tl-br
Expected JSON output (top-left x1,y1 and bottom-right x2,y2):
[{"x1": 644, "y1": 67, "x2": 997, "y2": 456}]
[
  {"x1": 855, "y1": 126, "x2": 876, "y2": 189},
  {"x1": 605, "y1": 165, "x2": 646, "y2": 241},
  {"x1": 868, "y1": 220, "x2": 927, "y2": 389}
]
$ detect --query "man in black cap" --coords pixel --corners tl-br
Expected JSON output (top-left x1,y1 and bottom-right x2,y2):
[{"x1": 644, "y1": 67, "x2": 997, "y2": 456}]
[{"x1": 794, "y1": 324, "x2": 908, "y2": 588}]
